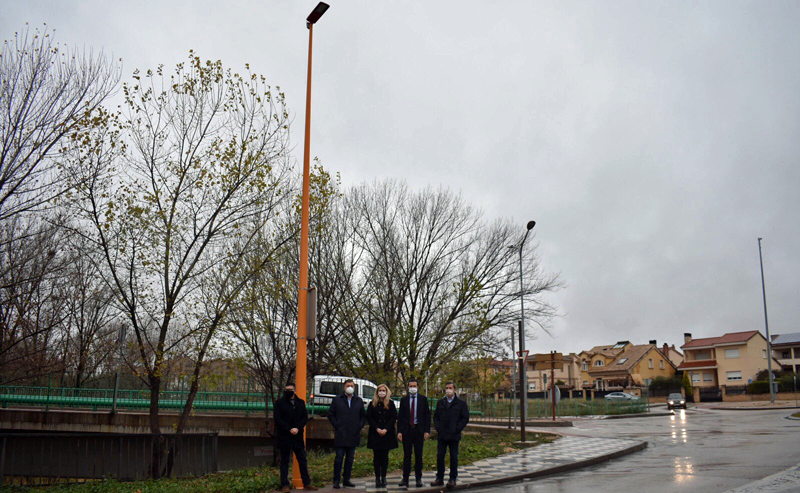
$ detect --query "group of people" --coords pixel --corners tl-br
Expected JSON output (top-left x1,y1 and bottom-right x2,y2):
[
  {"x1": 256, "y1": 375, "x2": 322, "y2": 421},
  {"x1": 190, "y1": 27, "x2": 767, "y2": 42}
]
[{"x1": 273, "y1": 378, "x2": 470, "y2": 492}]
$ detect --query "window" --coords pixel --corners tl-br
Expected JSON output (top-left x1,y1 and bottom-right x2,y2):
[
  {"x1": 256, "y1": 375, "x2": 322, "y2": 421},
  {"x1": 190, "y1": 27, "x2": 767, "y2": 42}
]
[
  {"x1": 362, "y1": 385, "x2": 375, "y2": 400},
  {"x1": 694, "y1": 352, "x2": 710, "y2": 360},
  {"x1": 582, "y1": 360, "x2": 588, "y2": 371},
  {"x1": 724, "y1": 348, "x2": 740, "y2": 359},
  {"x1": 763, "y1": 349, "x2": 767, "y2": 359},
  {"x1": 727, "y1": 371, "x2": 743, "y2": 381},
  {"x1": 660, "y1": 360, "x2": 665, "y2": 369},
  {"x1": 616, "y1": 358, "x2": 628, "y2": 365},
  {"x1": 594, "y1": 360, "x2": 604, "y2": 367},
  {"x1": 703, "y1": 373, "x2": 713, "y2": 382},
  {"x1": 691, "y1": 373, "x2": 701, "y2": 383},
  {"x1": 648, "y1": 359, "x2": 653, "y2": 369},
  {"x1": 783, "y1": 351, "x2": 791, "y2": 359},
  {"x1": 319, "y1": 382, "x2": 359, "y2": 396}
]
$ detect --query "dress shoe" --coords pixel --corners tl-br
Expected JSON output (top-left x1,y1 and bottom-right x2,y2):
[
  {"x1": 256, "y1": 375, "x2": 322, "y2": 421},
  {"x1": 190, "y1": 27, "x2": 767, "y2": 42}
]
[
  {"x1": 416, "y1": 479, "x2": 424, "y2": 487},
  {"x1": 446, "y1": 479, "x2": 457, "y2": 489},
  {"x1": 398, "y1": 478, "x2": 409, "y2": 487},
  {"x1": 430, "y1": 479, "x2": 444, "y2": 487},
  {"x1": 343, "y1": 481, "x2": 356, "y2": 488},
  {"x1": 333, "y1": 482, "x2": 340, "y2": 489},
  {"x1": 280, "y1": 486, "x2": 290, "y2": 493}
]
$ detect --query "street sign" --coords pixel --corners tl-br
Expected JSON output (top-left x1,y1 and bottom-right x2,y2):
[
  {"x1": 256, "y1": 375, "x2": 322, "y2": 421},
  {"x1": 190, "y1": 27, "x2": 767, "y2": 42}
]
[
  {"x1": 532, "y1": 353, "x2": 563, "y2": 362},
  {"x1": 533, "y1": 361, "x2": 564, "y2": 371},
  {"x1": 546, "y1": 385, "x2": 561, "y2": 405},
  {"x1": 516, "y1": 350, "x2": 529, "y2": 362}
]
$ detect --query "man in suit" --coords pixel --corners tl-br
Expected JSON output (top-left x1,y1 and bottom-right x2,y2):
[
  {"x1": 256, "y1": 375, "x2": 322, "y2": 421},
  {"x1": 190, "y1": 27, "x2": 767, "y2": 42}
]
[
  {"x1": 396, "y1": 378, "x2": 431, "y2": 487},
  {"x1": 431, "y1": 381, "x2": 470, "y2": 489},
  {"x1": 327, "y1": 378, "x2": 366, "y2": 489},
  {"x1": 273, "y1": 382, "x2": 318, "y2": 492}
]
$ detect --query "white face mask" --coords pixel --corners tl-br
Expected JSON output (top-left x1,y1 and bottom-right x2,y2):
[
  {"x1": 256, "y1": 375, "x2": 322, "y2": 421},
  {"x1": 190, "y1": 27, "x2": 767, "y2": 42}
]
[
  {"x1": 345, "y1": 386, "x2": 355, "y2": 396},
  {"x1": 445, "y1": 389, "x2": 455, "y2": 398},
  {"x1": 378, "y1": 391, "x2": 387, "y2": 398},
  {"x1": 409, "y1": 387, "x2": 418, "y2": 395}
]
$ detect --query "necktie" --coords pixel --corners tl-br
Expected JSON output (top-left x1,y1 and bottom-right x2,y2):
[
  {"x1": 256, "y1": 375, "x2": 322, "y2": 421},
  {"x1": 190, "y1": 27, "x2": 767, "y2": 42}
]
[{"x1": 410, "y1": 396, "x2": 416, "y2": 427}]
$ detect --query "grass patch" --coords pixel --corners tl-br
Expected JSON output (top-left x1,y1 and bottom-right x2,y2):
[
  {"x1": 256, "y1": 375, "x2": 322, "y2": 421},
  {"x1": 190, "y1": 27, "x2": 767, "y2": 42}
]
[
  {"x1": 793, "y1": 411, "x2": 800, "y2": 418},
  {"x1": 0, "y1": 432, "x2": 554, "y2": 493}
]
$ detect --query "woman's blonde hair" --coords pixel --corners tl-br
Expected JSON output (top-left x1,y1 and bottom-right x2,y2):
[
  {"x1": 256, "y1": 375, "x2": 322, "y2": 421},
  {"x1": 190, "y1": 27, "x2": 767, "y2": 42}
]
[{"x1": 372, "y1": 383, "x2": 392, "y2": 407}]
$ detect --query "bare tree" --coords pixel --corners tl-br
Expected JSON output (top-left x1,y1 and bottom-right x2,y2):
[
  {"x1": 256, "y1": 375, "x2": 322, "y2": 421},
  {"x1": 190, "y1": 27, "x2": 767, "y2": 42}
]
[
  {"x1": 338, "y1": 180, "x2": 561, "y2": 385},
  {"x1": 64, "y1": 52, "x2": 291, "y2": 478},
  {"x1": 0, "y1": 215, "x2": 70, "y2": 384},
  {"x1": 0, "y1": 24, "x2": 119, "y2": 222}
]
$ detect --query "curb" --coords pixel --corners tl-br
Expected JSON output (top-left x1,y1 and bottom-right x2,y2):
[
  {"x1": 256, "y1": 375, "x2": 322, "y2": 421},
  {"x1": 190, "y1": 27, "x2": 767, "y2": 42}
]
[
  {"x1": 704, "y1": 405, "x2": 800, "y2": 411},
  {"x1": 313, "y1": 440, "x2": 647, "y2": 493},
  {"x1": 600, "y1": 412, "x2": 674, "y2": 419}
]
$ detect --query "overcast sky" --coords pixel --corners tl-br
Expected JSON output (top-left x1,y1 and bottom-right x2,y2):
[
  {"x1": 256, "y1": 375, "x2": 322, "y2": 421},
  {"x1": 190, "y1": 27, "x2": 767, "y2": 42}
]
[{"x1": 3, "y1": 1, "x2": 799, "y2": 356}]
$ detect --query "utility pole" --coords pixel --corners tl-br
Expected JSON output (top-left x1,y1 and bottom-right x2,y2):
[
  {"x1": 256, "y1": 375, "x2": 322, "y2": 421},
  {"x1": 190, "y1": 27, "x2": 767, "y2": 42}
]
[
  {"x1": 510, "y1": 326, "x2": 517, "y2": 429},
  {"x1": 757, "y1": 238, "x2": 775, "y2": 404},
  {"x1": 518, "y1": 321, "x2": 526, "y2": 442}
]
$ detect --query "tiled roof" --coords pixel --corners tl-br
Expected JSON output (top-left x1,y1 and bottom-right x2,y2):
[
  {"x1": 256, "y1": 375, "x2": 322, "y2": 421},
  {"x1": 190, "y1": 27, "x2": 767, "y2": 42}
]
[
  {"x1": 681, "y1": 331, "x2": 760, "y2": 349},
  {"x1": 583, "y1": 345, "x2": 625, "y2": 358},
  {"x1": 588, "y1": 344, "x2": 658, "y2": 375},
  {"x1": 772, "y1": 333, "x2": 800, "y2": 346},
  {"x1": 677, "y1": 360, "x2": 718, "y2": 370}
]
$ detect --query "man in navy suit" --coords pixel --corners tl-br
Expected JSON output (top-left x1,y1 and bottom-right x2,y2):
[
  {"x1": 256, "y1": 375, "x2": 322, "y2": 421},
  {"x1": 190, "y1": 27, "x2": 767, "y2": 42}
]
[
  {"x1": 327, "y1": 379, "x2": 366, "y2": 489},
  {"x1": 396, "y1": 378, "x2": 431, "y2": 488}
]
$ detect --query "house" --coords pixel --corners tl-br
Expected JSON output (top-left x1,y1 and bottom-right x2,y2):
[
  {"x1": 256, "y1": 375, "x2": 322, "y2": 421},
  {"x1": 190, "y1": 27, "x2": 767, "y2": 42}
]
[
  {"x1": 586, "y1": 343, "x2": 678, "y2": 390},
  {"x1": 770, "y1": 333, "x2": 800, "y2": 374},
  {"x1": 577, "y1": 341, "x2": 632, "y2": 389},
  {"x1": 678, "y1": 331, "x2": 782, "y2": 387},
  {"x1": 526, "y1": 353, "x2": 580, "y2": 391}
]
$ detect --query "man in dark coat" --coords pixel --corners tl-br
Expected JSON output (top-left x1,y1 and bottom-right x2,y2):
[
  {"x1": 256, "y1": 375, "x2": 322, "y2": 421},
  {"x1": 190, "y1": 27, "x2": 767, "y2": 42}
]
[
  {"x1": 327, "y1": 378, "x2": 366, "y2": 489},
  {"x1": 431, "y1": 381, "x2": 470, "y2": 489},
  {"x1": 273, "y1": 382, "x2": 318, "y2": 492},
  {"x1": 396, "y1": 378, "x2": 431, "y2": 487}
]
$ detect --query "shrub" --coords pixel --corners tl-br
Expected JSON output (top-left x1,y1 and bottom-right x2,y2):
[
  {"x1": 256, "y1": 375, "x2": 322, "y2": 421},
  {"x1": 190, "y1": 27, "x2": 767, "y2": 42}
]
[
  {"x1": 747, "y1": 380, "x2": 773, "y2": 394},
  {"x1": 682, "y1": 372, "x2": 693, "y2": 399},
  {"x1": 755, "y1": 369, "x2": 781, "y2": 381},
  {"x1": 649, "y1": 376, "x2": 683, "y2": 390}
]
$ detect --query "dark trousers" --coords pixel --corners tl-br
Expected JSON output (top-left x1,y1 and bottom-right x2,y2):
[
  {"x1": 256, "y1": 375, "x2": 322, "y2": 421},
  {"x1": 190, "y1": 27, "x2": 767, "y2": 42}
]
[
  {"x1": 372, "y1": 449, "x2": 389, "y2": 479},
  {"x1": 402, "y1": 426, "x2": 425, "y2": 480},
  {"x1": 436, "y1": 439, "x2": 460, "y2": 481},
  {"x1": 333, "y1": 446, "x2": 356, "y2": 483},
  {"x1": 279, "y1": 441, "x2": 311, "y2": 487}
]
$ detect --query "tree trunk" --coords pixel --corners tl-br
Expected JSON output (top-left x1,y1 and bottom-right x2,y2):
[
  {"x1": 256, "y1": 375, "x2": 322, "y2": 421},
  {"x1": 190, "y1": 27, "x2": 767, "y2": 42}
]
[{"x1": 148, "y1": 374, "x2": 163, "y2": 479}]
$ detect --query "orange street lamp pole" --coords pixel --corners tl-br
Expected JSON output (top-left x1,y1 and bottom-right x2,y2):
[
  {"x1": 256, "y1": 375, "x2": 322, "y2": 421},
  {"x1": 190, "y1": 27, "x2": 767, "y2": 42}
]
[{"x1": 294, "y1": 2, "x2": 329, "y2": 489}]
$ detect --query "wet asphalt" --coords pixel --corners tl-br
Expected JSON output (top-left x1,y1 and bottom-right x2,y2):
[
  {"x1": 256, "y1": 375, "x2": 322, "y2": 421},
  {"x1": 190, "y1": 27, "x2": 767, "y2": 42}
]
[{"x1": 475, "y1": 407, "x2": 800, "y2": 493}]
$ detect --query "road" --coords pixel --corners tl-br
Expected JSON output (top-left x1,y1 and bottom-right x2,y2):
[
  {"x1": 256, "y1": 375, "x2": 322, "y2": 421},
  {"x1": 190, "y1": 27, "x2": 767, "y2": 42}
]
[{"x1": 476, "y1": 407, "x2": 800, "y2": 493}]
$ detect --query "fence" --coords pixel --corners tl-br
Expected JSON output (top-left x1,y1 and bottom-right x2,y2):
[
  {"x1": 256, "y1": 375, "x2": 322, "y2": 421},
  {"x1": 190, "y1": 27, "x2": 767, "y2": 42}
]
[
  {"x1": 462, "y1": 395, "x2": 647, "y2": 422},
  {"x1": 0, "y1": 432, "x2": 218, "y2": 486}
]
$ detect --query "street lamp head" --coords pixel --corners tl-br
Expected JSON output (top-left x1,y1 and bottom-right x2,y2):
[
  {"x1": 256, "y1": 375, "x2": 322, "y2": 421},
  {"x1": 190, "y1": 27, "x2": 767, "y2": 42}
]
[
  {"x1": 307, "y1": 2, "x2": 330, "y2": 26},
  {"x1": 526, "y1": 220, "x2": 536, "y2": 231}
]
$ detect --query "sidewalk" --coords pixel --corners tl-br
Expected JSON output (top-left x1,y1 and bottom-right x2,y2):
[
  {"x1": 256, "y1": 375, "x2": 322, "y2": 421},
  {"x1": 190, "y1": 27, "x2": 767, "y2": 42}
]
[
  {"x1": 724, "y1": 462, "x2": 800, "y2": 493},
  {"x1": 313, "y1": 436, "x2": 646, "y2": 492},
  {"x1": 699, "y1": 400, "x2": 800, "y2": 411}
]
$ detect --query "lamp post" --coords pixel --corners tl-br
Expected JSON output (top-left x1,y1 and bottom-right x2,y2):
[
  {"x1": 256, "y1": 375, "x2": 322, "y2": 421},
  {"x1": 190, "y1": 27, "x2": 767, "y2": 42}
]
[
  {"x1": 757, "y1": 238, "x2": 775, "y2": 405},
  {"x1": 508, "y1": 220, "x2": 535, "y2": 421},
  {"x1": 295, "y1": 2, "x2": 329, "y2": 489}
]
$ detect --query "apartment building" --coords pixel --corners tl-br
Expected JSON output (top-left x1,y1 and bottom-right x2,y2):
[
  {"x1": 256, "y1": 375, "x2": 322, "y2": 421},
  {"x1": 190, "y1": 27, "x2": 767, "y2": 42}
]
[
  {"x1": 770, "y1": 332, "x2": 800, "y2": 374},
  {"x1": 678, "y1": 330, "x2": 782, "y2": 387}
]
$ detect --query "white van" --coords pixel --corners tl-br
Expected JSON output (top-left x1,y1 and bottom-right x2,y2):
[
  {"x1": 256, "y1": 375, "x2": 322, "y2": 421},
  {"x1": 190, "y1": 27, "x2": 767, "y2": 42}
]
[{"x1": 311, "y1": 375, "x2": 378, "y2": 408}]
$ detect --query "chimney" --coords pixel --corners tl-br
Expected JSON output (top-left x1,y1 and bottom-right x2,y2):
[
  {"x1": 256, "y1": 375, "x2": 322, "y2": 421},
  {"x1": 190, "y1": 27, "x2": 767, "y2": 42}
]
[
  {"x1": 684, "y1": 333, "x2": 692, "y2": 344},
  {"x1": 663, "y1": 343, "x2": 669, "y2": 356},
  {"x1": 649, "y1": 340, "x2": 657, "y2": 346}
]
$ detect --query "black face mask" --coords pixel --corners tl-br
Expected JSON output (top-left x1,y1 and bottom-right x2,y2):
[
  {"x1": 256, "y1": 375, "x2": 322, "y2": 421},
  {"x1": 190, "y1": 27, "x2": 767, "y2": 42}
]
[{"x1": 284, "y1": 390, "x2": 294, "y2": 399}]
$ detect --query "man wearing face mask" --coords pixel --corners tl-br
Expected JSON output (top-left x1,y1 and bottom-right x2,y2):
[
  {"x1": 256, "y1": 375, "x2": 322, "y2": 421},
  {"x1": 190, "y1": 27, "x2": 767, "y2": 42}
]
[
  {"x1": 396, "y1": 378, "x2": 431, "y2": 488},
  {"x1": 431, "y1": 381, "x2": 470, "y2": 489},
  {"x1": 327, "y1": 378, "x2": 366, "y2": 489},
  {"x1": 273, "y1": 382, "x2": 318, "y2": 492}
]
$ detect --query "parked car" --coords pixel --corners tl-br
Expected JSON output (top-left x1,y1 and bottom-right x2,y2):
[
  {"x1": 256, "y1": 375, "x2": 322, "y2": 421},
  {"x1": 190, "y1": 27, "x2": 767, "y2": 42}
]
[
  {"x1": 667, "y1": 393, "x2": 687, "y2": 410},
  {"x1": 309, "y1": 375, "x2": 381, "y2": 414},
  {"x1": 604, "y1": 392, "x2": 641, "y2": 402}
]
